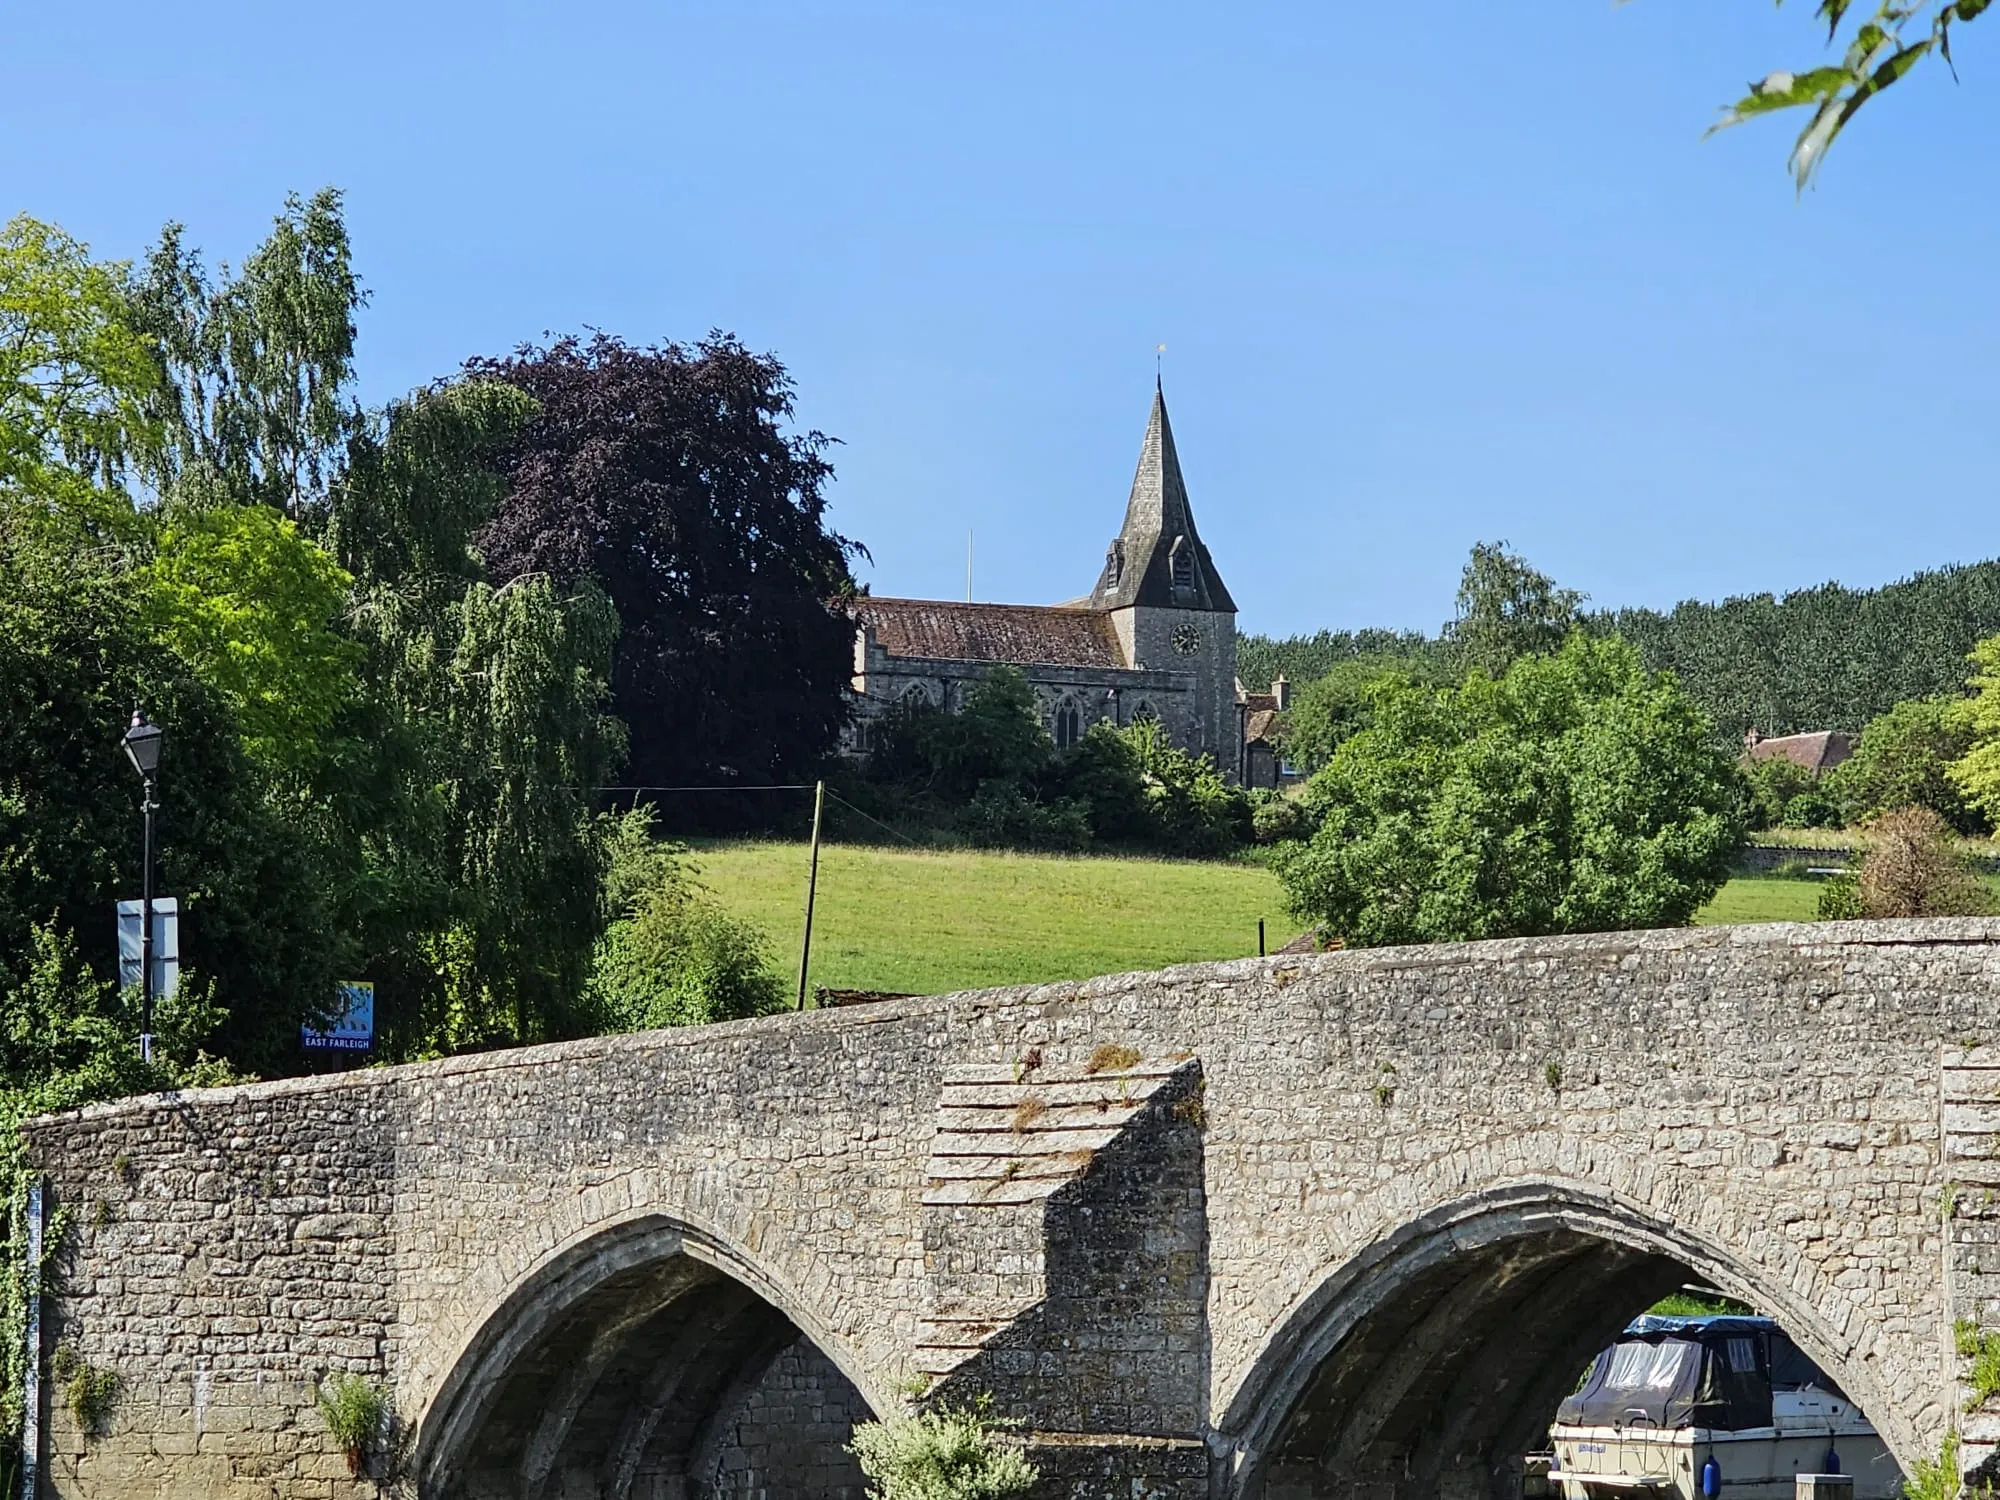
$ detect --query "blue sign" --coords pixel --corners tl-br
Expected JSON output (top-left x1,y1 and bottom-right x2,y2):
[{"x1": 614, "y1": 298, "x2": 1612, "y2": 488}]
[{"x1": 303, "y1": 981, "x2": 375, "y2": 1052}]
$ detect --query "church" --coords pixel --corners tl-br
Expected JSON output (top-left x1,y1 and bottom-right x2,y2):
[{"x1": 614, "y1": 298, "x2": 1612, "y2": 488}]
[{"x1": 845, "y1": 383, "x2": 1288, "y2": 786}]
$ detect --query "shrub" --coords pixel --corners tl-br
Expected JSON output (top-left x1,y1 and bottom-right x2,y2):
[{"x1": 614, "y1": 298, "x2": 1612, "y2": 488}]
[
  {"x1": 1249, "y1": 791, "x2": 1313, "y2": 845},
  {"x1": 1743, "y1": 756, "x2": 1819, "y2": 831},
  {"x1": 1816, "y1": 874, "x2": 1863, "y2": 921},
  {"x1": 1854, "y1": 806, "x2": 1991, "y2": 919},
  {"x1": 316, "y1": 1371, "x2": 387, "y2": 1459},
  {"x1": 1780, "y1": 790, "x2": 1839, "y2": 829},
  {"x1": 957, "y1": 785, "x2": 1093, "y2": 853},
  {"x1": 848, "y1": 1401, "x2": 1037, "y2": 1500},
  {"x1": 588, "y1": 811, "x2": 788, "y2": 1029}
]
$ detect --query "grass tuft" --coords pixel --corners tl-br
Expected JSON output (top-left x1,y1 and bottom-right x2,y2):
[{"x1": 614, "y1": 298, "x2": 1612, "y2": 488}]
[
  {"x1": 1010, "y1": 1097, "x2": 1047, "y2": 1132},
  {"x1": 1085, "y1": 1043, "x2": 1141, "y2": 1075}
]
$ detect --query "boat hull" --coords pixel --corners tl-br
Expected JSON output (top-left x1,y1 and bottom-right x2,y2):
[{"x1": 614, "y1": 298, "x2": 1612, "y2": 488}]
[{"x1": 1550, "y1": 1425, "x2": 1899, "y2": 1500}]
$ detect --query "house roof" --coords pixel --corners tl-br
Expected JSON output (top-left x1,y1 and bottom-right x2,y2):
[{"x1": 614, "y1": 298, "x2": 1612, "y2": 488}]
[
  {"x1": 1244, "y1": 708, "x2": 1280, "y2": 745},
  {"x1": 1744, "y1": 730, "x2": 1855, "y2": 774},
  {"x1": 854, "y1": 597, "x2": 1127, "y2": 670}
]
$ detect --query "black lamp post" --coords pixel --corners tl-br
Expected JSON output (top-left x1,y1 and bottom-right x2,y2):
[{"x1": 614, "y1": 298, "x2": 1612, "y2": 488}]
[{"x1": 121, "y1": 709, "x2": 163, "y2": 1064}]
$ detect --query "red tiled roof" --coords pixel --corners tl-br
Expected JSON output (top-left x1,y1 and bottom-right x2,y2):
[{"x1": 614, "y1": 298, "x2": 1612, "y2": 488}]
[
  {"x1": 855, "y1": 598, "x2": 1126, "y2": 670},
  {"x1": 1744, "y1": 731, "x2": 1855, "y2": 774}
]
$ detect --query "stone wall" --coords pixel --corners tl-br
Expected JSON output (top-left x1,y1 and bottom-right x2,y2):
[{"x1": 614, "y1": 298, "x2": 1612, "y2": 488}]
[
  {"x1": 24, "y1": 919, "x2": 2000, "y2": 1499},
  {"x1": 705, "y1": 1337, "x2": 870, "y2": 1500}
]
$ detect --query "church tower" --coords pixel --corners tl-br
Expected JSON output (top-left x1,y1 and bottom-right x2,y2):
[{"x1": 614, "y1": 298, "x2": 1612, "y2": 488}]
[{"x1": 1089, "y1": 382, "x2": 1239, "y2": 769}]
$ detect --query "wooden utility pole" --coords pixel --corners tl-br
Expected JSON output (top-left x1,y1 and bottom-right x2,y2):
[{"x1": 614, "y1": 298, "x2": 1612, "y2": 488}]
[{"x1": 796, "y1": 780, "x2": 825, "y2": 1010}]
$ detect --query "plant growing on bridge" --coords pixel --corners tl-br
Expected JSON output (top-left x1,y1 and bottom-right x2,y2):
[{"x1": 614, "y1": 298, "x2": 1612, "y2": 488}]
[
  {"x1": 51, "y1": 1346, "x2": 117, "y2": 1439},
  {"x1": 1955, "y1": 1319, "x2": 2000, "y2": 1412},
  {"x1": 1903, "y1": 1427, "x2": 1962, "y2": 1500},
  {"x1": 848, "y1": 1397, "x2": 1037, "y2": 1500},
  {"x1": 316, "y1": 1371, "x2": 388, "y2": 1469}
]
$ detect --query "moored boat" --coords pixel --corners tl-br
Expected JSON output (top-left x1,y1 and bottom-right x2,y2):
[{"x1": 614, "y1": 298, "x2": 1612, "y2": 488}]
[{"x1": 1547, "y1": 1315, "x2": 1898, "y2": 1500}]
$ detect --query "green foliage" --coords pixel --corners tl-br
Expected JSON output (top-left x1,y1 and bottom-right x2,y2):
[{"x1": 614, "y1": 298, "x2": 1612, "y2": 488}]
[
  {"x1": 53, "y1": 1347, "x2": 118, "y2": 1439},
  {"x1": 142, "y1": 504, "x2": 361, "y2": 771},
  {"x1": 331, "y1": 382, "x2": 623, "y2": 1054},
  {"x1": 1743, "y1": 756, "x2": 1821, "y2": 831},
  {"x1": 864, "y1": 670, "x2": 1247, "y2": 858},
  {"x1": 1781, "y1": 790, "x2": 1840, "y2": 830},
  {"x1": 0, "y1": 215, "x2": 160, "y2": 516},
  {"x1": 1959, "y1": 1318, "x2": 2000, "y2": 1412},
  {"x1": 1950, "y1": 635, "x2": 2000, "y2": 829},
  {"x1": 1279, "y1": 657, "x2": 1447, "y2": 775},
  {"x1": 1595, "y1": 562, "x2": 2000, "y2": 749},
  {"x1": 0, "y1": 530, "x2": 339, "y2": 1069},
  {"x1": 1119, "y1": 718, "x2": 1251, "y2": 858},
  {"x1": 1826, "y1": 695, "x2": 1981, "y2": 833},
  {"x1": 1901, "y1": 1427, "x2": 1961, "y2": 1500},
  {"x1": 1275, "y1": 635, "x2": 1744, "y2": 947},
  {"x1": 1445, "y1": 540, "x2": 1585, "y2": 678},
  {"x1": 587, "y1": 813, "x2": 787, "y2": 1029},
  {"x1": 1249, "y1": 790, "x2": 1313, "y2": 846},
  {"x1": 1236, "y1": 627, "x2": 1448, "y2": 697},
  {"x1": 1702, "y1": 1, "x2": 1989, "y2": 188},
  {"x1": 848, "y1": 1400, "x2": 1038, "y2": 1500},
  {"x1": 1817, "y1": 873, "x2": 1864, "y2": 920},
  {"x1": 1647, "y1": 1291, "x2": 1754, "y2": 1317},
  {"x1": 129, "y1": 188, "x2": 364, "y2": 514},
  {"x1": 315, "y1": 1371, "x2": 388, "y2": 1456}
]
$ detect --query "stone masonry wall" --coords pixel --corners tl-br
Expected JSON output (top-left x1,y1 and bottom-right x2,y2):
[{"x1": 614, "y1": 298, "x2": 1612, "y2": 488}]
[
  {"x1": 23, "y1": 918, "x2": 2000, "y2": 1498},
  {"x1": 705, "y1": 1336, "x2": 870, "y2": 1500}
]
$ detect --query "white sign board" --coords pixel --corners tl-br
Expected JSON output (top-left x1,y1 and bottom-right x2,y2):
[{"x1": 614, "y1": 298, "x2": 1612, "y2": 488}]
[
  {"x1": 114, "y1": 898, "x2": 179, "y2": 1000},
  {"x1": 302, "y1": 980, "x2": 375, "y2": 1052}
]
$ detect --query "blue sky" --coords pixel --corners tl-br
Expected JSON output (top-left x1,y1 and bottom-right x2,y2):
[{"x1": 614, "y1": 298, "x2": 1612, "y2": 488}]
[{"x1": 5, "y1": 2, "x2": 1995, "y2": 637}]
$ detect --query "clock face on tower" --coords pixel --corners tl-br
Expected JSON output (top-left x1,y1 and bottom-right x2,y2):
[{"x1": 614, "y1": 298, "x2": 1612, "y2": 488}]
[{"x1": 1170, "y1": 623, "x2": 1201, "y2": 656}]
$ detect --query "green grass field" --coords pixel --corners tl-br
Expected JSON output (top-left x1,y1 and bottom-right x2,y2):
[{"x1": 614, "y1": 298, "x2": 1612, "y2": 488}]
[
  {"x1": 691, "y1": 841, "x2": 1299, "y2": 997},
  {"x1": 689, "y1": 841, "x2": 1835, "y2": 998}
]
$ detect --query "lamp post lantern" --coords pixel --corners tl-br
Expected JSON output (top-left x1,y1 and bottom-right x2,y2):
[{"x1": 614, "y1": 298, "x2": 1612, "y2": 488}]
[{"x1": 121, "y1": 709, "x2": 163, "y2": 1064}]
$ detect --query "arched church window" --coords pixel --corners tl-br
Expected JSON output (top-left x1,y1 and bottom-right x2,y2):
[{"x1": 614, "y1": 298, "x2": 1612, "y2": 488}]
[
  {"x1": 1130, "y1": 701, "x2": 1158, "y2": 727},
  {"x1": 1169, "y1": 536, "x2": 1195, "y2": 593},
  {"x1": 1054, "y1": 698, "x2": 1082, "y2": 749},
  {"x1": 901, "y1": 683, "x2": 931, "y2": 711}
]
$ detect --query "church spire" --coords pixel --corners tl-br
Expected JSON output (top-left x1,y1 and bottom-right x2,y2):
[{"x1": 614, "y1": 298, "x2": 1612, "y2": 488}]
[{"x1": 1089, "y1": 382, "x2": 1235, "y2": 613}]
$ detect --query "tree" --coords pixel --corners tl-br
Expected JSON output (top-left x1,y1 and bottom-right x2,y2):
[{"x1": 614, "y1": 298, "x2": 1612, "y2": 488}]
[
  {"x1": 1824, "y1": 695, "x2": 1981, "y2": 832},
  {"x1": 1280, "y1": 657, "x2": 1439, "y2": 774},
  {"x1": 0, "y1": 215, "x2": 159, "y2": 521},
  {"x1": 466, "y1": 334, "x2": 859, "y2": 806},
  {"x1": 128, "y1": 188, "x2": 364, "y2": 516},
  {"x1": 141, "y1": 504, "x2": 362, "y2": 772},
  {"x1": 1443, "y1": 541, "x2": 1584, "y2": 679},
  {"x1": 0, "y1": 530, "x2": 341, "y2": 1070},
  {"x1": 328, "y1": 382, "x2": 624, "y2": 1054},
  {"x1": 1704, "y1": 2, "x2": 1989, "y2": 188},
  {"x1": 1275, "y1": 634, "x2": 1743, "y2": 947}
]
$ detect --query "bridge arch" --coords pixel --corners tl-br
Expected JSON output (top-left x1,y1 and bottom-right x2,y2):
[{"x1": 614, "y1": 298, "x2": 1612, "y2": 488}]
[
  {"x1": 1218, "y1": 1180, "x2": 1910, "y2": 1500},
  {"x1": 416, "y1": 1209, "x2": 881, "y2": 1500}
]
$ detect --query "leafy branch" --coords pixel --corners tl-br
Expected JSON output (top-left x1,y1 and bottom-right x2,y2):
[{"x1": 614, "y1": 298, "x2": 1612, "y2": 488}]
[{"x1": 1701, "y1": 1, "x2": 1992, "y2": 186}]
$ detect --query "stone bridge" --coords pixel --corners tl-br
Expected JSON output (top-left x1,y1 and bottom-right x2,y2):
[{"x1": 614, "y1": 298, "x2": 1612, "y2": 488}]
[{"x1": 26, "y1": 919, "x2": 2000, "y2": 1500}]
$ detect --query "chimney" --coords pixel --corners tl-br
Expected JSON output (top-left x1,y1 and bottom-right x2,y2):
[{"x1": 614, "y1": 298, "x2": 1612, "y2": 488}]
[{"x1": 1272, "y1": 675, "x2": 1290, "y2": 712}]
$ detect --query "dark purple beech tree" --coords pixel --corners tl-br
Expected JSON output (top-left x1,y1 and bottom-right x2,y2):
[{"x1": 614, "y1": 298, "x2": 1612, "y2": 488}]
[{"x1": 466, "y1": 334, "x2": 860, "y2": 811}]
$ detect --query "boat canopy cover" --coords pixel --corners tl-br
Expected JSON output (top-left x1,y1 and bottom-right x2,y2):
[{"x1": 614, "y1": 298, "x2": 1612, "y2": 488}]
[{"x1": 1555, "y1": 1317, "x2": 1776, "y2": 1430}]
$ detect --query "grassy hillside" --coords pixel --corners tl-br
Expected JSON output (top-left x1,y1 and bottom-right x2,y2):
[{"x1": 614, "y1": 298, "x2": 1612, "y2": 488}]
[
  {"x1": 690, "y1": 841, "x2": 1299, "y2": 997},
  {"x1": 689, "y1": 842, "x2": 1828, "y2": 998}
]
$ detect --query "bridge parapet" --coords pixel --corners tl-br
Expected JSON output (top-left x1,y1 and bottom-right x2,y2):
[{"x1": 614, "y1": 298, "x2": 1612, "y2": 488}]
[{"x1": 18, "y1": 918, "x2": 2000, "y2": 1499}]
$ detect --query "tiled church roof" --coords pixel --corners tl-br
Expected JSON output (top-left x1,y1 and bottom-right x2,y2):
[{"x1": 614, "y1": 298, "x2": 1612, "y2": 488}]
[{"x1": 855, "y1": 598, "x2": 1127, "y2": 670}]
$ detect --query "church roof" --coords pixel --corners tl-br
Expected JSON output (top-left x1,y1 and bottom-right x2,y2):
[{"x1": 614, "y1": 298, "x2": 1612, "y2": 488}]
[
  {"x1": 1089, "y1": 382, "x2": 1236, "y2": 614},
  {"x1": 854, "y1": 597, "x2": 1127, "y2": 670}
]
